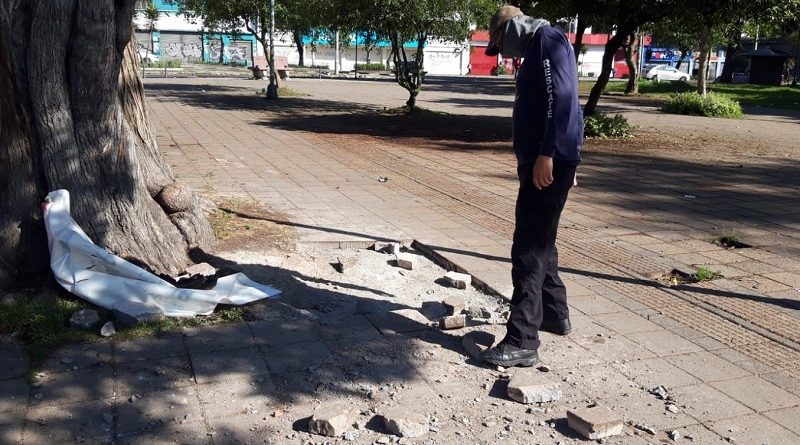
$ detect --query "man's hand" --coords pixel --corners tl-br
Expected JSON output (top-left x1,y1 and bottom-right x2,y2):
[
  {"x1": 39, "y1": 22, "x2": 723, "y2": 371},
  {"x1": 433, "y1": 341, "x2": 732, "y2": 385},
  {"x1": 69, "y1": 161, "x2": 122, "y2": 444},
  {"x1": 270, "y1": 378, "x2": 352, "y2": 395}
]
[{"x1": 532, "y1": 155, "x2": 554, "y2": 190}]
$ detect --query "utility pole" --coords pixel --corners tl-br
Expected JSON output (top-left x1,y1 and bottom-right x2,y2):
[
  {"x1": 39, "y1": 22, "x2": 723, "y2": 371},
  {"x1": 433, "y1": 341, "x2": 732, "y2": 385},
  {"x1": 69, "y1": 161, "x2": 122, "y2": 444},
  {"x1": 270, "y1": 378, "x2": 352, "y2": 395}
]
[
  {"x1": 355, "y1": 32, "x2": 358, "y2": 79},
  {"x1": 266, "y1": 0, "x2": 278, "y2": 99},
  {"x1": 334, "y1": 30, "x2": 340, "y2": 75}
]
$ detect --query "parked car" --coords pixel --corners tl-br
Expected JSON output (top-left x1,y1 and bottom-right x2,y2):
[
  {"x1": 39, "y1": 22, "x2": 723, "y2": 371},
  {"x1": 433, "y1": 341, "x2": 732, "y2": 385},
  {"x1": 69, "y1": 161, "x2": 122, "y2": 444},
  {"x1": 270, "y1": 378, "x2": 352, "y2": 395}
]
[
  {"x1": 643, "y1": 64, "x2": 689, "y2": 82},
  {"x1": 137, "y1": 46, "x2": 159, "y2": 64}
]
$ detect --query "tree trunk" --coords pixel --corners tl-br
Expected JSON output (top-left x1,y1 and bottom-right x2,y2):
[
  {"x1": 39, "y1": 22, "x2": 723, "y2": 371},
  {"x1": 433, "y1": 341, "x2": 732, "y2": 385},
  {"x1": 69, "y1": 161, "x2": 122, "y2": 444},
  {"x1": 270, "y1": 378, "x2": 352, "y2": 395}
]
[
  {"x1": 573, "y1": 17, "x2": 587, "y2": 64},
  {"x1": 624, "y1": 33, "x2": 639, "y2": 95},
  {"x1": 0, "y1": 0, "x2": 213, "y2": 289},
  {"x1": 584, "y1": 30, "x2": 630, "y2": 116},
  {"x1": 719, "y1": 25, "x2": 742, "y2": 83},
  {"x1": 293, "y1": 28, "x2": 305, "y2": 67},
  {"x1": 697, "y1": 24, "x2": 711, "y2": 96},
  {"x1": 218, "y1": 37, "x2": 225, "y2": 64}
]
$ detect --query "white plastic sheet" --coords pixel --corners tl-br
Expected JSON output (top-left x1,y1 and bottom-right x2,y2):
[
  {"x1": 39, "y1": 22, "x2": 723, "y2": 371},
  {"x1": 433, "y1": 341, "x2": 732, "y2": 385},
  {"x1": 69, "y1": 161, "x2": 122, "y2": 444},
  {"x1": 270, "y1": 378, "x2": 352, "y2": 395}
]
[{"x1": 43, "y1": 189, "x2": 280, "y2": 317}]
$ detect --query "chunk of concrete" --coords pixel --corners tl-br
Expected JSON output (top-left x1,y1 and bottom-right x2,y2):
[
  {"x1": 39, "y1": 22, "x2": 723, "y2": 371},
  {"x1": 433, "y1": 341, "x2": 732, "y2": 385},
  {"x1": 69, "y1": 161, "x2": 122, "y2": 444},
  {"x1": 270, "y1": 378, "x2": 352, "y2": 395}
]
[
  {"x1": 382, "y1": 407, "x2": 429, "y2": 438},
  {"x1": 69, "y1": 309, "x2": 100, "y2": 330},
  {"x1": 395, "y1": 253, "x2": 415, "y2": 270},
  {"x1": 440, "y1": 314, "x2": 466, "y2": 330},
  {"x1": 113, "y1": 302, "x2": 165, "y2": 328},
  {"x1": 308, "y1": 401, "x2": 355, "y2": 437},
  {"x1": 442, "y1": 296, "x2": 466, "y2": 315},
  {"x1": 443, "y1": 271, "x2": 471, "y2": 290},
  {"x1": 507, "y1": 372, "x2": 562, "y2": 404},
  {"x1": 567, "y1": 406, "x2": 624, "y2": 440},
  {"x1": 183, "y1": 262, "x2": 216, "y2": 277}
]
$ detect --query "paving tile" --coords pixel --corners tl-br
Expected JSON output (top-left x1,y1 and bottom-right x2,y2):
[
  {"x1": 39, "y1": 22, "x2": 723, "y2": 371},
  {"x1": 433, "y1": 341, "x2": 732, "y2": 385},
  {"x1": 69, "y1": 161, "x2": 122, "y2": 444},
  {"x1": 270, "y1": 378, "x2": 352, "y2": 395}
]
[
  {"x1": 711, "y1": 376, "x2": 800, "y2": 412},
  {"x1": 671, "y1": 383, "x2": 753, "y2": 422},
  {"x1": 31, "y1": 365, "x2": 115, "y2": 406},
  {"x1": 205, "y1": 415, "x2": 281, "y2": 445},
  {"x1": 666, "y1": 351, "x2": 752, "y2": 383},
  {"x1": 567, "y1": 295, "x2": 627, "y2": 315},
  {"x1": 593, "y1": 312, "x2": 661, "y2": 335},
  {"x1": 625, "y1": 330, "x2": 704, "y2": 357},
  {"x1": 0, "y1": 378, "x2": 28, "y2": 413},
  {"x1": 248, "y1": 317, "x2": 322, "y2": 348},
  {"x1": 708, "y1": 414, "x2": 800, "y2": 444},
  {"x1": 116, "y1": 420, "x2": 211, "y2": 445},
  {"x1": 599, "y1": 392, "x2": 697, "y2": 431},
  {"x1": 116, "y1": 386, "x2": 202, "y2": 434},
  {"x1": 558, "y1": 363, "x2": 640, "y2": 400},
  {"x1": 196, "y1": 375, "x2": 277, "y2": 419},
  {"x1": 575, "y1": 333, "x2": 656, "y2": 363},
  {"x1": 24, "y1": 398, "x2": 114, "y2": 443},
  {"x1": 183, "y1": 322, "x2": 256, "y2": 353},
  {"x1": 0, "y1": 409, "x2": 24, "y2": 445},
  {"x1": 190, "y1": 347, "x2": 269, "y2": 385},
  {"x1": 116, "y1": 355, "x2": 195, "y2": 394},
  {"x1": 612, "y1": 357, "x2": 701, "y2": 390},
  {"x1": 763, "y1": 406, "x2": 800, "y2": 436},
  {"x1": 40, "y1": 342, "x2": 113, "y2": 373},
  {"x1": 113, "y1": 331, "x2": 186, "y2": 363},
  {"x1": 0, "y1": 339, "x2": 29, "y2": 380},
  {"x1": 263, "y1": 341, "x2": 334, "y2": 375}
]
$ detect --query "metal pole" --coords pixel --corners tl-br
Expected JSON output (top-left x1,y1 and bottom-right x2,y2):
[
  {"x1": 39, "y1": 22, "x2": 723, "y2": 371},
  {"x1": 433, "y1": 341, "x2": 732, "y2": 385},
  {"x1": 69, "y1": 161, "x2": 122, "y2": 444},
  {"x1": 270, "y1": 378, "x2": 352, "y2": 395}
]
[
  {"x1": 266, "y1": 0, "x2": 279, "y2": 99},
  {"x1": 355, "y1": 32, "x2": 358, "y2": 79},
  {"x1": 334, "y1": 30, "x2": 340, "y2": 75}
]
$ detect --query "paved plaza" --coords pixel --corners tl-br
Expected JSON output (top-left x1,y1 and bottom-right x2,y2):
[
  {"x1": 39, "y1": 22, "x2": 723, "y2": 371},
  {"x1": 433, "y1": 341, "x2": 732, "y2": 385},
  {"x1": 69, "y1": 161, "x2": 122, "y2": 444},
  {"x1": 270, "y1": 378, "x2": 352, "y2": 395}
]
[{"x1": 1, "y1": 76, "x2": 799, "y2": 444}]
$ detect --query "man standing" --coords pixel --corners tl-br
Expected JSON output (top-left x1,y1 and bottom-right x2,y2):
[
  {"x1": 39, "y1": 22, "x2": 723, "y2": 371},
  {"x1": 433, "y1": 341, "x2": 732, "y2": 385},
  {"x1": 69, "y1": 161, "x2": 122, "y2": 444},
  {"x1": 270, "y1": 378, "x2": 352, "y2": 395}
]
[{"x1": 482, "y1": 6, "x2": 583, "y2": 367}]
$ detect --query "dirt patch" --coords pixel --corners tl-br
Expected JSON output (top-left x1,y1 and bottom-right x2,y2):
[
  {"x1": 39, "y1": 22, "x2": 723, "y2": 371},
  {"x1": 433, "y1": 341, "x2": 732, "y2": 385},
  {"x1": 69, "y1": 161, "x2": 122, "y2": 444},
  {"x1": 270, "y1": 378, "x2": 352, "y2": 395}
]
[{"x1": 208, "y1": 197, "x2": 296, "y2": 253}]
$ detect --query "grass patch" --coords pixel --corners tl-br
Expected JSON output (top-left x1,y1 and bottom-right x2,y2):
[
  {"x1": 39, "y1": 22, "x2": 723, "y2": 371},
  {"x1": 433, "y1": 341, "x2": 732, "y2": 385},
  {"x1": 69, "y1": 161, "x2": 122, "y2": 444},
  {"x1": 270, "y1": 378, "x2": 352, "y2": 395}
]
[
  {"x1": 584, "y1": 112, "x2": 634, "y2": 138},
  {"x1": 258, "y1": 87, "x2": 305, "y2": 98},
  {"x1": 581, "y1": 79, "x2": 800, "y2": 111},
  {"x1": 663, "y1": 92, "x2": 743, "y2": 118},
  {"x1": 693, "y1": 266, "x2": 723, "y2": 282},
  {"x1": 145, "y1": 59, "x2": 182, "y2": 68},
  {"x1": 355, "y1": 63, "x2": 386, "y2": 71}
]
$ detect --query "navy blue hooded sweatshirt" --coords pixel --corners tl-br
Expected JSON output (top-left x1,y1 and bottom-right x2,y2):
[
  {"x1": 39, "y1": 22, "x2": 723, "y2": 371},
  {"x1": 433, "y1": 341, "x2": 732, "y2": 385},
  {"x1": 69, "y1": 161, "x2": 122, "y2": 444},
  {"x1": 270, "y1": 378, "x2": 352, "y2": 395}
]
[{"x1": 513, "y1": 26, "x2": 583, "y2": 167}]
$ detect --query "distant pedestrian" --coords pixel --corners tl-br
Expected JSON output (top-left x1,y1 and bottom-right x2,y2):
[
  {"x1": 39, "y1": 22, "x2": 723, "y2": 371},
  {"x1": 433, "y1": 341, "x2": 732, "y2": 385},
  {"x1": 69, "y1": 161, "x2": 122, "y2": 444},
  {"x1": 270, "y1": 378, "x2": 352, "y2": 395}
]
[
  {"x1": 251, "y1": 64, "x2": 265, "y2": 80},
  {"x1": 481, "y1": 5, "x2": 583, "y2": 368}
]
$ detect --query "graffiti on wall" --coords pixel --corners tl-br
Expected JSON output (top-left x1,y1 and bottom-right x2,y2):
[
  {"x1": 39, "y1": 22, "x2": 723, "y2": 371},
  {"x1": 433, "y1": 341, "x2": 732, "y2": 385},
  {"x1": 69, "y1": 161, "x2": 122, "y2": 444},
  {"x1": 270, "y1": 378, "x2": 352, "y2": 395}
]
[
  {"x1": 163, "y1": 41, "x2": 202, "y2": 59},
  {"x1": 208, "y1": 40, "x2": 251, "y2": 64}
]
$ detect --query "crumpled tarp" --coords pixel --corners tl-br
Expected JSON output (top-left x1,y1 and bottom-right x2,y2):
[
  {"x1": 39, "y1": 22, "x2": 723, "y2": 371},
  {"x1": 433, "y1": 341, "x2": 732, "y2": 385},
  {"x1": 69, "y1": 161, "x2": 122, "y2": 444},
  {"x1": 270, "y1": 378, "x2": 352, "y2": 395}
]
[{"x1": 43, "y1": 189, "x2": 280, "y2": 317}]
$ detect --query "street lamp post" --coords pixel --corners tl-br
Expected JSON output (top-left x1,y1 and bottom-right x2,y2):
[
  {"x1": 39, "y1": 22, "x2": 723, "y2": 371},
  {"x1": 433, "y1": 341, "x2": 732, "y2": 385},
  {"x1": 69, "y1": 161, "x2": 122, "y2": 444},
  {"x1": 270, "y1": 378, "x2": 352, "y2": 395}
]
[{"x1": 266, "y1": 0, "x2": 278, "y2": 99}]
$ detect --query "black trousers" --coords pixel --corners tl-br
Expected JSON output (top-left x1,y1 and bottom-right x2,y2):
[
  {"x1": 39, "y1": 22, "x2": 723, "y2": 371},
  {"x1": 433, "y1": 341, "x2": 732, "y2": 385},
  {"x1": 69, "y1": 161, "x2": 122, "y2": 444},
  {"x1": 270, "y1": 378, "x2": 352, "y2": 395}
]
[{"x1": 505, "y1": 161, "x2": 576, "y2": 350}]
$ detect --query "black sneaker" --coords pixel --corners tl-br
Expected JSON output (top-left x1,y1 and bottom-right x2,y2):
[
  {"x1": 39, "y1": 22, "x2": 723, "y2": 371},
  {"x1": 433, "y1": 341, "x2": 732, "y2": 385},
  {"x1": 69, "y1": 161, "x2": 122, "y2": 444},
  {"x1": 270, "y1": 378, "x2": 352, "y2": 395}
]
[
  {"x1": 482, "y1": 341, "x2": 539, "y2": 367},
  {"x1": 540, "y1": 318, "x2": 571, "y2": 336}
]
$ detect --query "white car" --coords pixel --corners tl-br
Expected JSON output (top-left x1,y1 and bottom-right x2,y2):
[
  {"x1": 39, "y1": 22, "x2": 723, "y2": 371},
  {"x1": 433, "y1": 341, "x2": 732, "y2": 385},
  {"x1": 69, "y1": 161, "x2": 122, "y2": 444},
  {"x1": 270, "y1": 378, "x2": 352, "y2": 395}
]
[
  {"x1": 643, "y1": 64, "x2": 689, "y2": 82},
  {"x1": 137, "y1": 46, "x2": 159, "y2": 64}
]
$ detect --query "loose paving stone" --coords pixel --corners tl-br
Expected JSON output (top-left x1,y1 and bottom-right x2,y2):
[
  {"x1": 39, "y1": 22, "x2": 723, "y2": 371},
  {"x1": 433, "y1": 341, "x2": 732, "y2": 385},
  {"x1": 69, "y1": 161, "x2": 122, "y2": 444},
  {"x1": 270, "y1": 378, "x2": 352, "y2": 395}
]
[
  {"x1": 440, "y1": 314, "x2": 466, "y2": 330},
  {"x1": 382, "y1": 406, "x2": 429, "y2": 438},
  {"x1": 462, "y1": 331, "x2": 495, "y2": 360},
  {"x1": 506, "y1": 372, "x2": 562, "y2": 404},
  {"x1": 443, "y1": 272, "x2": 471, "y2": 290},
  {"x1": 443, "y1": 295, "x2": 466, "y2": 315},
  {"x1": 395, "y1": 253, "x2": 416, "y2": 270},
  {"x1": 69, "y1": 309, "x2": 100, "y2": 330},
  {"x1": 308, "y1": 401, "x2": 355, "y2": 437},
  {"x1": 567, "y1": 406, "x2": 624, "y2": 440},
  {"x1": 100, "y1": 321, "x2": 116, "y2": 337}
]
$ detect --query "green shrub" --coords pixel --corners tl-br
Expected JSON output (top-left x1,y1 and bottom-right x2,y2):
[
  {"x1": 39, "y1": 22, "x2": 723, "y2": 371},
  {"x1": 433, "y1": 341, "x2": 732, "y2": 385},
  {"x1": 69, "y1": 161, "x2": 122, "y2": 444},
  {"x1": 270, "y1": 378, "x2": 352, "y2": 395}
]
[
  {"x1": 663, "y1": 92, "x2": 743, "y2": 118},
  {"x1": 492, "y1": 64, "x2": 509, "y2": 75},
  {"x1": 355, "y1": 63, "x2": 385, "y2": 71},
  {"x1": 693, "y1": 266, "x2": 723, "y2": 281},
  {"x1": 287, "y1": 63, "x2": 329, "y2": 69},
  {"x1": 583, "y1": 112, "x2": 633, "y2": 138},
  {"x1": 147, "y1": 59, "x2": 182, "y2": 68}
]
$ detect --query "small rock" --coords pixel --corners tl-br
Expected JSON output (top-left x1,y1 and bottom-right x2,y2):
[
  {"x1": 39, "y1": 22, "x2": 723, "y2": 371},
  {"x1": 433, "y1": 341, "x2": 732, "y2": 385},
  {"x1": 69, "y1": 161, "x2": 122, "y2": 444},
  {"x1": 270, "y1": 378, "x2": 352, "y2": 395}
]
[
  {"x1": 440, "y1": 314, "x2": 466, "y2": 330},
  {"x1": 183, "y1": 262, "x2": 216, "y2": 277},
  {"x1": 100, "y1": 321, "x2": 116, "y2": 337},
  {"x1": 443, "y1": 272, "x2": 471, "y2": 290},
  {"x1": 537, "y1": 364, "x2": 552, "y2": 373},
  {"x1": 382, "y1": 407, "x2": 429, "y2": 438},
  {"x1": 634, "y1": 423, "x2": 657, "y2": 435},
  {"x1": 102, "y1": 413, "x2": 114, "y2": 425},
  {"x1": 526, "y1": 407, "x2": 544, "y2": 414},
  {"x1": 443, "y1": 296, "x2": 466, "y2": 315},
  {"x1": 507, "y1": 372, "x2": 562, "y2": 404},
  {"x1": 649, "y1": 386, "x2": 669, "y2": 400},
  {"x1": 670, "y1": 430, "x2": 681, "y2": 441},
  {"x1": 566, "y1": 406, "x2": 623, "y2": 440},
  {"x1": 69, "y1": 309, "x2": 100, "y2": 330},
  {"x1": 308, "y1": 401, "x2": 355, "y2": 437},
  {"x1": 395, "y1": 253, "x2": 415, "y2": 270},
  {"x1": 666, "y1": 403, "x2": 680, "y2": 414}
]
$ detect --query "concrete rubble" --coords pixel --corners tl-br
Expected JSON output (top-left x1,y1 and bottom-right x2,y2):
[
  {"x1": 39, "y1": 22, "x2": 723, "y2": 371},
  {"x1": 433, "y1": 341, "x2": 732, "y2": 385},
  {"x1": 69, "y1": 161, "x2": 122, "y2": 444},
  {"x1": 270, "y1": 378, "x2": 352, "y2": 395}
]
[
  {"x1": 507, "y1": 372, "x2": 563, "y2": 404},
  {"x1": 566, "y1": 406, "x2": 624, "y2": 440},
  {"x1": 395, "y1": 253, "x2": 416, "y2": 270},
  {"x1": 443, "y1": 271, "x2": 471, "y2": 290},
  {"x1": 382, "y1": 407, "x2": 429, "y2": 438},
  {"x1": 374, "y1": 241, "x2": 401, "y2": 255},
  {"x1": 308, "y1": 401, "x2": 355, "y2": 437},
  {"x1": 440, "y1": 314, "x2": 466, "y2": 330},
  {"x1": 443, "y1": 296, "x2": 466, "y2": 315}
]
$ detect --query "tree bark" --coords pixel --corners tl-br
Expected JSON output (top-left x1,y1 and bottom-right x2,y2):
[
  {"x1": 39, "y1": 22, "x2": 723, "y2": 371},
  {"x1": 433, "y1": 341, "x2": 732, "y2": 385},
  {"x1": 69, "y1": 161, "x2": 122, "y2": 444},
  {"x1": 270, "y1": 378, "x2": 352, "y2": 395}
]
[
  {"x1": 0, "y1": 0, "x2": 213, "y2": 289},
  {"x1": 624, "y1": 33, "x2": 639, "y2": 95},
  {"x1": 584, "y1": 30, "x2": 631, "y2": 116},
  {"x1": 573, "y1": 17, "x2": 587, "y2": 64},
  {"x1": 697, "y1": 24, "x2": 711, "y2": 95},
  {"x1": 293, "y1": 28, "x2": 305, "y2": 66}
]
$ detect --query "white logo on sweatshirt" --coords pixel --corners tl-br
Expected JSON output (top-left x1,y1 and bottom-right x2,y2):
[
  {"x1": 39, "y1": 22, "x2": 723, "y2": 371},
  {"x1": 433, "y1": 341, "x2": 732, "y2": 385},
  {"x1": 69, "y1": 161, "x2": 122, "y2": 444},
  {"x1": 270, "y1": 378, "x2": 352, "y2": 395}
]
[{"x1": 543, "y1": 59, "x2": 554, "y2": 119}]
